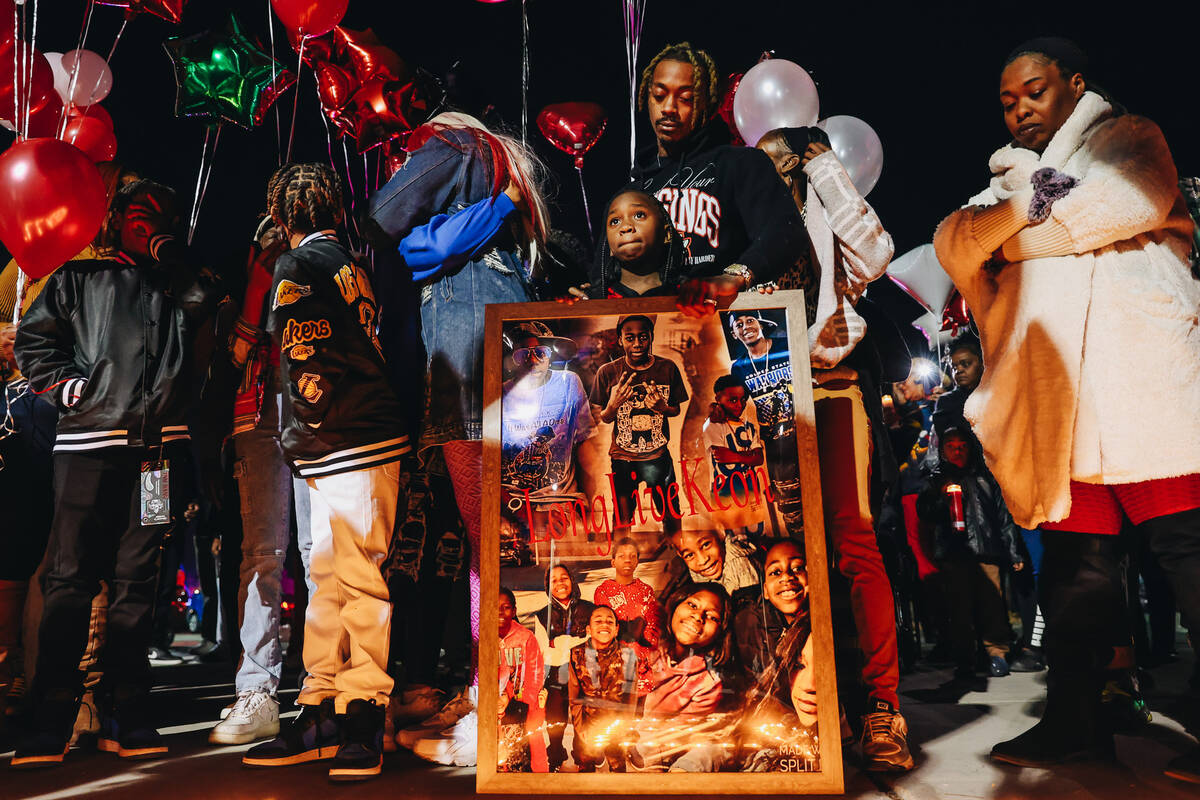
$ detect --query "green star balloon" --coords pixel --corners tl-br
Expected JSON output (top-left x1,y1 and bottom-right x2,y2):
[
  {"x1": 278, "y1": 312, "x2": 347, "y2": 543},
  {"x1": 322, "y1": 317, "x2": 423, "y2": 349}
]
[{"x1": 164, "y1": 14, "x2": 296, "y2": 129}]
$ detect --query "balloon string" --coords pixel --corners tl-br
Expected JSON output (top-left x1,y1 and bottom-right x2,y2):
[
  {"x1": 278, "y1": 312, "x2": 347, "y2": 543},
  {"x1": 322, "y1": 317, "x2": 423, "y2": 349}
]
[
  {"x1": 622, "y1": 0, "x2": 647, "y2": 177},
  {"x1": 59, "y1": 0, "x2": 96, "y2": 139},
  {"x1": 23, "y1": 0, "x2": 38, "y2": 139},
  {"x1": 285, "y1": 36, "x2": 305, "y2": 163},
  {"x1": 266, "y1": 0, "x2": 281, "y2": 165},
  {"x1": 187, "y1": 127, "x2": 212, "y2": 244},
  {"x1": 188, "y1": 125, "x2": 221, "y2": 245},
  {"x1": 11, "y1": 5, "x2": 20, "y2": 136},
  {"x1": 71, "y1": 18, "x2": 125, "y2": 131},
  {"x1": 520, "y1": 0, "x2": 528, "y2": 146},
  {"x1": 576, "y1": 164, "x2": 593, "y2": 243},
  {"x1": 339, "y1": 137, "x2": 362, "y2": 250}
]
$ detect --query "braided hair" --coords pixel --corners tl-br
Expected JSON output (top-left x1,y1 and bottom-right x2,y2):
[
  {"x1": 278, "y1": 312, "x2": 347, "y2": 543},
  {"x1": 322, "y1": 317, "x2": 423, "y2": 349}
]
[
  {"x1": 266, "y1": 163, "x2": 345, "y2": 236},
  {"x1": 589, "y1": 189, "x2": 685, "y2": 298},
  {"x1": 637, "y1": 42, "x2": 721, "y2": 128}
]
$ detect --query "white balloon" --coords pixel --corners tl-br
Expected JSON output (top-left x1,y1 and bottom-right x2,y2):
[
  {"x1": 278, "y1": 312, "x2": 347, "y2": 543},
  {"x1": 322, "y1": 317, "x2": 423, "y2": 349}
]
[
  {"x1": 60, "y1": 49, "x2": 113, "y2": 106},
  {"x1": 44, "y1": 52, "x2": 72, "y2": 105},
  {"x1": 887, "y1": 243, "x2": 954, "y2": 313},
  {"x1": 732, "y1": 59, "x2": 819, "y2": 148},
  {"x1": 911, "y1": 310, "x2": 952, "y2": 349},
  {"x1": 818, "y1": 115, "x2": 883, "y2": 196}
]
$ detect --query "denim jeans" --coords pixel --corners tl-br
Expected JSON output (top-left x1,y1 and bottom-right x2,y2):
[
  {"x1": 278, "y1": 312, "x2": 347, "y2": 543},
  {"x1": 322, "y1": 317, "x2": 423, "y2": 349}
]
[
  {"x1": 419, "y1": 255, "x2": 529, "y2": 451},
  {"x1": 232, "y1": 381, "x2": 315, "y2": 696}
]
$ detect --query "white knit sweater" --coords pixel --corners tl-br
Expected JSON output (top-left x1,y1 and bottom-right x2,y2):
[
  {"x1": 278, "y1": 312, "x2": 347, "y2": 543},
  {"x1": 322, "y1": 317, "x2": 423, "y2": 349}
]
[
  {"x1": 933, "y1": 92, "x2": 1200, "y2": 528},
  {"x1": 802, "y1": 151, "x2": 894, "y2": 369}
]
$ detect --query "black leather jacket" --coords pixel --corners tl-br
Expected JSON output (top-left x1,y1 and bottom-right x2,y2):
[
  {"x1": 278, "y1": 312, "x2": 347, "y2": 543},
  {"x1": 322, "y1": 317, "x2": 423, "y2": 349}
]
[
  {"x1": 266, "y1": 235, "x2": 409, "y2": 477},
  {"x1": 917, "y1": 455, "x2": 1023, "y2": 566},
  {"x1": 15, "y1": 239, "x2": 223, "y2": 452}
]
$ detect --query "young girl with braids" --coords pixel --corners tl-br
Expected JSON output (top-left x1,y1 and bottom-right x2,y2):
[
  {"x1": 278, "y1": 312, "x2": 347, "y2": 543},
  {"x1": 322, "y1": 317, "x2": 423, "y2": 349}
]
[
  {"x1": 630, "y1": 42, "x2": 806, "y2": 316},
  {"x1": 242, "y1": 163, "x2": 408, "y2": 782},
  {"x1": 365, "y1": 112, "x2": 551, "y2": 767}
]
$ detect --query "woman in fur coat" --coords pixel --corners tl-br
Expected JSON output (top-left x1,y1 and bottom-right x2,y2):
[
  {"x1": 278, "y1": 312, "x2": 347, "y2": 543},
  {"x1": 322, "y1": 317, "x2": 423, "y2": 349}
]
[{"x1": 933, "y1": 38, "x2": 1200, "y2": 778}]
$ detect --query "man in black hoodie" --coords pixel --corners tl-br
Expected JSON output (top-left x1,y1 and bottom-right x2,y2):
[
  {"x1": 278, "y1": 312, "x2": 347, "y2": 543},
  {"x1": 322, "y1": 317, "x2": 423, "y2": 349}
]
[{"x1": 631, "y1": 42, "x2": 807, "y2": 316}]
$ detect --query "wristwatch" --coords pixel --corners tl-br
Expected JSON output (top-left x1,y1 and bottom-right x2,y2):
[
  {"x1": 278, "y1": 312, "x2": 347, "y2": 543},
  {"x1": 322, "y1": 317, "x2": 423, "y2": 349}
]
[{"x1": 722, "y1": 263, "x2": 754, "y2": 289}]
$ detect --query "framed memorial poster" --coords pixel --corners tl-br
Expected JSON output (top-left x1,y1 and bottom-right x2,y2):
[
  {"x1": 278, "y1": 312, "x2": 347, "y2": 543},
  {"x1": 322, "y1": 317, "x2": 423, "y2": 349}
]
[{"x1": 478, "y1": 291, "x2": 841, "y2": 795}]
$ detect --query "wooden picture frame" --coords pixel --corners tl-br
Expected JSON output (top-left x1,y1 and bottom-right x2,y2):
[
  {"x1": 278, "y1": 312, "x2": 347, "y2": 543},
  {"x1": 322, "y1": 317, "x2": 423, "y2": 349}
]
[{"x1": 479, "y1": 291, "x2": 841, "y2": 795}]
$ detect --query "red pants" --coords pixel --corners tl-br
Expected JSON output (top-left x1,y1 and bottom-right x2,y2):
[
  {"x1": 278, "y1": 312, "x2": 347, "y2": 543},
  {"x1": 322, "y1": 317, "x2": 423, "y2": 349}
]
[
  {"x1": 1042, "y1": 476, "x2": 1200, "y2": 535},
  {"x1": 815, "y1": 380, "x2": 900, "y2": 708}
]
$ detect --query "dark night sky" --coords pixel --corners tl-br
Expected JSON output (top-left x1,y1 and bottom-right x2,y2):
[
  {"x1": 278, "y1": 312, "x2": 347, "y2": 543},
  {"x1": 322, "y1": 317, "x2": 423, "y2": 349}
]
[{"x1": 8, "y1": 0, "x2": 1198, "y2": 290}]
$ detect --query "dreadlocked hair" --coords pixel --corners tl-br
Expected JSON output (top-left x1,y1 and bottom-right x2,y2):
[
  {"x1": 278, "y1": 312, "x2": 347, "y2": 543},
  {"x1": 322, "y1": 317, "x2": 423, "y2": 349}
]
[
  {"x1": 407, "y1": 112, "x2": 550, "y2": 269},
  {"x1": 637, "y1": 42, "x2": 721, "y2": 127},
  {"x1": 266, "y1": 163, "x2": 345, "y2": 236}
]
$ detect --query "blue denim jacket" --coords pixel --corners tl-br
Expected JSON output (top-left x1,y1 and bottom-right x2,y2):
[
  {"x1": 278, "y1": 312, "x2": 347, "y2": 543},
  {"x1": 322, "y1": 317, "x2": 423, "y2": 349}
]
[{"x1": 365, "y1": 128, "x2": 527, "y2": 281}]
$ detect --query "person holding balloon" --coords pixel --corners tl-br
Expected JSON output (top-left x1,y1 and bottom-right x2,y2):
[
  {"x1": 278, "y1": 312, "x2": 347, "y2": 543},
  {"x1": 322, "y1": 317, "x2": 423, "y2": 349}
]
[
  {"x1": 631, "y1": 42, "x2": 807, "y2": 317},
  {"x1": 11, "y1": 178, "x2": 224, "y2": 768},
  {"x1": 365, "y1": 110, "x2": 551, "y2": 769},
  {"x1": 753, "y1": 125, "x2": 911, "y2": 772},
  {"x1": 933, "y1": 38, "x2": 1200, "y2": 778}
]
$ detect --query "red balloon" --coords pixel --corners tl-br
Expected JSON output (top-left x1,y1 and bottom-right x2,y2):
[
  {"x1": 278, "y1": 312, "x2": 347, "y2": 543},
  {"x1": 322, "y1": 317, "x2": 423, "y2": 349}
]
[
  {"x1": 0, "y1": 138, "x2": 108, "y2": 279},
  {"x1": 333, "y1": 27, "x2": 405, "y2": 84},
  {"x1": 941, "y1": 290, "x2": 971, "y2": 334},
  {"x1": 62, "y1": 115, "x2": 118, "y2": 162},
  {"x1": 717, "y1": 72, "x2": 745, "y2": 146},
  {"x1": 95, "y1": 0, "x2": 186, "y2": 24},
  {"x1": 286, "y1": 27, "x2": 333, "y2": 65},
  {"x1": 382, "y1": 145, "x2": 407, "y2": 181},
  {"x1": 68, "y1": 103, "x2": 114, "y2": 131},
  {"x1": 536, "y1": 102, "x2": 607, "y2": 169},
  {"x1": 270, "y1": 0, "x2": 348, "y2": 37},
  {"x1": 314, "y1": 61, "x2": 358, "y2": 118},
  {"x1": 25, "y1": 93, "x2": 65, "y2": 139},
  {"x1": 341, "y1": 73, "x2": 439, "y2": 154},
  {"x1": 0, "y1": 45, "x2": 55, "y2": 124}
]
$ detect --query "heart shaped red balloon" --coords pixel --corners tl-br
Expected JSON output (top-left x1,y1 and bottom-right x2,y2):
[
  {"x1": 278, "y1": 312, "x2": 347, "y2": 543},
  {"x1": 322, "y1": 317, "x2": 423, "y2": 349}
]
[
  {"x1": 536, "y1": 102, "x2": 607, "y2": 169},
  {"x1": 315, "y1": 61, "x2": 359, "y2": 119},
  {"x1": 0, "y1": 138, "x2": 108, "y2": 279}
]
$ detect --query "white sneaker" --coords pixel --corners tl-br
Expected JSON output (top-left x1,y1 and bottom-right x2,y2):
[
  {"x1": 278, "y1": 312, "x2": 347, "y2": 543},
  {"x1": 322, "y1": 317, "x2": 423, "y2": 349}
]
[
  {"x1": 392, "y1": 686, "x2": 444, "y2": 721},
  {"x1": 396, "y1": 686, "x2": 476, "y2": 750},
  {"x1": 208, "y1": 691, "x2": 280, "y2": 745},
  {"x1": 411, "y1": 710, "x2": 478, "y2": 767}
]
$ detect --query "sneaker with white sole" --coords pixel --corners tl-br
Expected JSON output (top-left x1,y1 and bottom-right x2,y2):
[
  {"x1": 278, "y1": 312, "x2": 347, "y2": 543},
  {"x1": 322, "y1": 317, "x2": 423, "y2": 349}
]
[
  {"x1": 411, "y1": 710, "x2": 477, "y2": 767},
  {"x1": 396, "y1": 686, "x2": 475, "y2": 750},
  {"x1": 860, "y1": 697, "x2": 914, "y2": 772},
  {"x1": 209, "y1": 691, "x2": 280, "y2": 745},
  {"x1": 391, "y1": 686, "x2": 444, "y2": 722}
]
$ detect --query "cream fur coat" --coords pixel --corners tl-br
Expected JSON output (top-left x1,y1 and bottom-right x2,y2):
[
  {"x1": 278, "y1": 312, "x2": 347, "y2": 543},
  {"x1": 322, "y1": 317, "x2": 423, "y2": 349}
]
[{"x1": 933, "y1": 92, "x2": 1200, "y2": 528}]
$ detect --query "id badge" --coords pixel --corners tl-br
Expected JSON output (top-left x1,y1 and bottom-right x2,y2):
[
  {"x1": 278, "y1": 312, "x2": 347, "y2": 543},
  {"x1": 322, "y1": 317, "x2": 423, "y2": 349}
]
[{"x1": 140, "y1": 459, "x2": 171, "y2": 526}]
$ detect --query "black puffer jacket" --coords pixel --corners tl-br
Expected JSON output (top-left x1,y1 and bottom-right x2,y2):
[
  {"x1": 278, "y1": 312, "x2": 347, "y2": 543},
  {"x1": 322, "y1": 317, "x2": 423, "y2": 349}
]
[
  {"x1": 15, "y1": 237, "x2": 224, "y2": 452},
  {"x1": 267, "y1": 234, "x2": 409, "y2": 478},
  {"x1": 916, "y1": 438, "x2": 1022, "y2": 565}
]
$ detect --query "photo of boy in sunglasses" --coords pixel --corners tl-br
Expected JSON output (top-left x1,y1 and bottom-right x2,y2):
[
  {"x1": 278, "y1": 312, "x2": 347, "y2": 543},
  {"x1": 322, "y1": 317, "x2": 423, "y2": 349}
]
[{"x1": 500, "y1": 322, "x2": 596, "y2": 538}]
